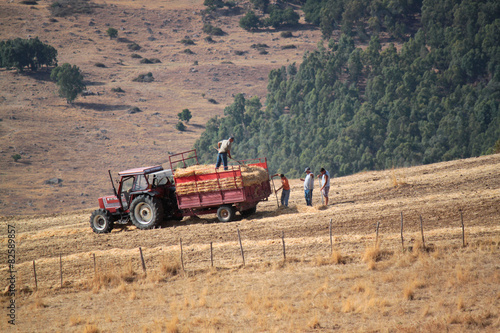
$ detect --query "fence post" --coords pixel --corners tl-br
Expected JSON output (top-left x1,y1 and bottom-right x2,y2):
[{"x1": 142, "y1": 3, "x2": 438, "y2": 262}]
[
  {"x1": 329, "y1": 219, "x2": 333, "y2": 254},
  {"x1": 420, "y1": 215, "x2": 426, "y2": 251},
  {"x1": 179, "y1": 239, "x2": 185, "y2": 272},
  {"x1": 400, "y1": 212, "x2": 405, "y2": 251},
  {"x1": 139, "y1": 247, "x2": 147, "y2": 275},
  {"x1": 59, "y1": 254, "x2": 63, "y2": 288},
  {"x1": 375, "y1": 221, "x2": 380, "y2": 246},
  {"x1": 210, "y1": 242, "x2": 213, "y2": 267},
  {"x1": 33, "y1": 260, "x2": 38, "y2": 290},
  {"x1": 281, "y1": 231, "x2": 286, "y2": 261},
  {"x1": 460, "y1": 210, "x2": 466, "y2": 247},
  {"x1": 237, "y1": 228, "x2": 245, "y2": 266},
  {"x1": 93, "y1": 253, "x2": 96, "y2": 277}
]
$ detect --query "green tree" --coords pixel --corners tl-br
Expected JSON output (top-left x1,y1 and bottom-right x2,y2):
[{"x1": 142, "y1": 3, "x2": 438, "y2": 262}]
[
  {"x1": 204, "y1": 0, "x2": 225, "y2": 10},
  {"x1": 106, "y1": 27, "x2": 118, "y2": 39},
  {"x1": 250, "y1": 0, "x2": 270, "y2": 13},
  {"x1": 239, "y1": 11, "x2": 261, "y2": 31},
  {"x1": 50, "y1": 63, "x2": 85, "y2": 103},
  {"x1": 178, "y1": 109, "x2": 192, "y2": 123}
]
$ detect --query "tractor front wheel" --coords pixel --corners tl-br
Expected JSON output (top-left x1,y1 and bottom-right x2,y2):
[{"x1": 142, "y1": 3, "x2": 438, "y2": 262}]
[
  {"x1": 90, "y1": 209, "x2": 114, "y2": 234},
  {"x1": 130, "y1": 195, "x2": 164, "y2": 229},
  {"x1": 217, "y1": 205, "x2": 236, "y2": 223}
]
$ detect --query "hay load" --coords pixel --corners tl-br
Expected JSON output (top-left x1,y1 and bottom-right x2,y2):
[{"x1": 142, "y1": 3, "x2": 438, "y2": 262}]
[{"x1": 174, "y1": 164, "x2": 268, "y2": 195}]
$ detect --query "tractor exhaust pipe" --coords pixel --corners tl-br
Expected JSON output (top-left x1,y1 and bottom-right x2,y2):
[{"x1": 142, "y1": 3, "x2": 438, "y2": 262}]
[
  {"x1": 108, "y1": 170, "x2": 118, "y2": 197},
  {"x1": 108, "y1": 170, "x2": 124, "y2": 211}
]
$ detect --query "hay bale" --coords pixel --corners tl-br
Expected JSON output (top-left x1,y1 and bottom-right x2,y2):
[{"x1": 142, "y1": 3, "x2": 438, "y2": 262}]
[
  {"x1": 240, "y1": 165, "x2": 268, "y2": 186},
  {"x1": 173, "y1": 164, "x2": 268, "y2": 195}
]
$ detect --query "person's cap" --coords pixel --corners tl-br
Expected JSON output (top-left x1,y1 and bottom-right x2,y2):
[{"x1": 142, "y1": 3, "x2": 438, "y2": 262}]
[
  {"x1": 304, "y1": 167, "x2": 310, "y2": 172},
  {"x1": 229, "y1": 136, "x2": 234, "y2": 141}
]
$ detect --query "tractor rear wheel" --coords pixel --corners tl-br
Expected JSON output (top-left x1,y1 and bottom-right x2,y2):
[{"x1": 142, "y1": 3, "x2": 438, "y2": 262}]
[
  {"x1": 90, "y1": 209, "x2": 114, "y2": 234},
  {"x1": 217, "y1": 205, "x2": 235, "y2": 223},
  {"x1": 130, "y1": 195, "x2": 164, "y2": 229}
]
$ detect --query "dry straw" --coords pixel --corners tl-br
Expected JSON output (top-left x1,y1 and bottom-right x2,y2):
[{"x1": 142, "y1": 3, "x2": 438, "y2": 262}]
[{"x1": 174, "y1": 164, "x2": 268, "y2": 195}]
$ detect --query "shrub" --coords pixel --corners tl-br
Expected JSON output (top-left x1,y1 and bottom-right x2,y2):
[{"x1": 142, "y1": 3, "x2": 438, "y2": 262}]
[
  {"x1": 281, "y1": 44, "x2": 296, "y2": 49},
  {"x1": 251, "y1": 43, "x2": 269, "y2": 49},
  {"x1": 204, "y1": 36, "x2": 216, "y2": 43},
  {"x1": 280, "y1": 31, "x2": 293, "y2": 38},
  {"x1": 183, "y1": 49, "x2": 194, "y2": 54},
  {"x1": 94, "y1": 62, "x2": 105, "y2": 68},
  {"x1": 203, "y1": 23, "x2": 225, "y2": 36},
  {"x1": 179, "y1": 38, "x2": 195, "y2": 45},
  {"x1": 12, "y1": 154, "x2": 22, "y2": 162},
  {"x1": 131, "y1": 53, "x2": 142, "y2": 58},
  {"x1": 106, "y1": 27, "x2": 118, "y2": 39},
  {"x1": 176, "y1": 121, "x2": 186, "y2": 131},
  {"x1": 128, "y1": 107, "x2": 142, "y2": 114},
  {"x1": 21, "y1": 1, "x2": 38, "y2": 4},
  {"x1": 208, "y1": 98, "x2": 217, "y2": 104},
  {"x1": 111, "y1": 87, "x2": 124, "y2": 93},
  {"x1": 49, "y1": 0, "x2": 101, "y2": 17},
  {"x1": 127, "y1": 43, "x2": 141, "y2": 51},
  {"x1": 132, "y1": 72, "x2": 154, "y2": 82},
  {"x1": 234, "y1": 50, "x2": 246, "y2": 56}
]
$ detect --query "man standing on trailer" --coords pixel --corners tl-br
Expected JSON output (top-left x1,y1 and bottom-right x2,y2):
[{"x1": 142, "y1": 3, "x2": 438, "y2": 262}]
[{"x1": 216, "y1": 136, "x2": 234, "y2": 170}]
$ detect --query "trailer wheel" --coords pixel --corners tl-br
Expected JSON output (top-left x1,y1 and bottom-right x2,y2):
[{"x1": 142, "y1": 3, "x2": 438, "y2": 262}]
[
  {"x1": 217, "y1": 205, "x2": 235, "y2": 223},
  {"x1": 90, "y1": 209, "x2": 114, "y2": 234},
  {"x1": 130, "y1": 195, "x2": 164, "y2": 229},
  {"x1": 240, "y1": 206, "x2": 257, "y2": 217}
]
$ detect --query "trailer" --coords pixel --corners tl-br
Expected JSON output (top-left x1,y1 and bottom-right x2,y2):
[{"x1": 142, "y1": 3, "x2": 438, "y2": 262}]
[
  {"x1": 169, "y1": 149, "x2": 272, "y2": 222},
  {"x1": 90, "y1": 149, "x2": 272, "y2": 233}
]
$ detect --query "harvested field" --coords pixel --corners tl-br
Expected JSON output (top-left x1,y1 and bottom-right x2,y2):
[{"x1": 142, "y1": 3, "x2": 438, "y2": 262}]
[{"x1": 1, "y1": 154, "x2": 499, "y2": 332}]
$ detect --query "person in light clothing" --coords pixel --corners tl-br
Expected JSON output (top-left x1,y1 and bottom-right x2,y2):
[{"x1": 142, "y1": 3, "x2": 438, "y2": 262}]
[
  {"x1": 300, "y1": 167, "x2": 314, "y2": 206},
  {"x1": 215, "y1": 136, "x2": 234, "y2": 170},
  {"x1": 318, "y1": 167, "x2": 330, "y2": 205}
]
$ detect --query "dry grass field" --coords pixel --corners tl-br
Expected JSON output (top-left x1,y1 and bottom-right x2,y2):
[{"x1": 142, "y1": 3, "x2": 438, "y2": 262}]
[
  {"x1": 1, "y1": 154, "x2": 499, "y2": 332},
  {"x1": 1, "y1": 1, "x2": 499, "y2": 332}
]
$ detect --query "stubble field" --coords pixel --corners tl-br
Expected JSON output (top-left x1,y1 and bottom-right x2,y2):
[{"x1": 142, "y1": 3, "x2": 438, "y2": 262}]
[{"x1": 1, "y1": 153, "x2": 499, "y2": 332}]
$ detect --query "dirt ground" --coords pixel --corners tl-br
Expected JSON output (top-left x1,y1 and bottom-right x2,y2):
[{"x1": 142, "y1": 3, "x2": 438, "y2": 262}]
[{"x1": 0, "y1": 153, "x2": 499, "y2": 332}]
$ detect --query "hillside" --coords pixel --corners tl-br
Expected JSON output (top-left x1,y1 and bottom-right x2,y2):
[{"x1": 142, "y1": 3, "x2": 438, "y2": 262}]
[
  {"x1": 1, "y1": 153, "x2": 499, "y2": 332},
  {"x1": 0, "y1": 0, "x2": 324, "y2": 216}
]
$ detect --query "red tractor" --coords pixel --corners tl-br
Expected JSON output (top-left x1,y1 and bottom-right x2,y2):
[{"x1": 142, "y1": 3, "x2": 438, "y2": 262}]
[{"x1": 89, "y1": 165, "x2": 182, "y2": 233}]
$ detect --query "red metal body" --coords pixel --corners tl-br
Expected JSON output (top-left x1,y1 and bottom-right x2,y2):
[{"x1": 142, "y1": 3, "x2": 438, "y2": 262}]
[{"x1": 169, "y1": 150, "x2": 272, "y2": 216}]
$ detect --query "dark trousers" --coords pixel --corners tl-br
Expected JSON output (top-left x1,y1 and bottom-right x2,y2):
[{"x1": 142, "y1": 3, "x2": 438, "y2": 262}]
[
  {"x1": 304, "y1": 189, "x2": 313, "y2": 206},
  {"x1": 216, "y1": 152, "x2": 228, "y2": 170}
]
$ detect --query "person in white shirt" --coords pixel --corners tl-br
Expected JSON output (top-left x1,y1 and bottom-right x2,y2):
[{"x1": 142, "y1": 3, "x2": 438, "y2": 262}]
[
  {"x1": 216, "y1": 136, "x2": 234, "y2": 170},
  {"x1": 300, "y1": 167, "x2": 314, "y2": 206},
  {"x1": 318, "y1": 167, "x2": 330, "y2": 205}
]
